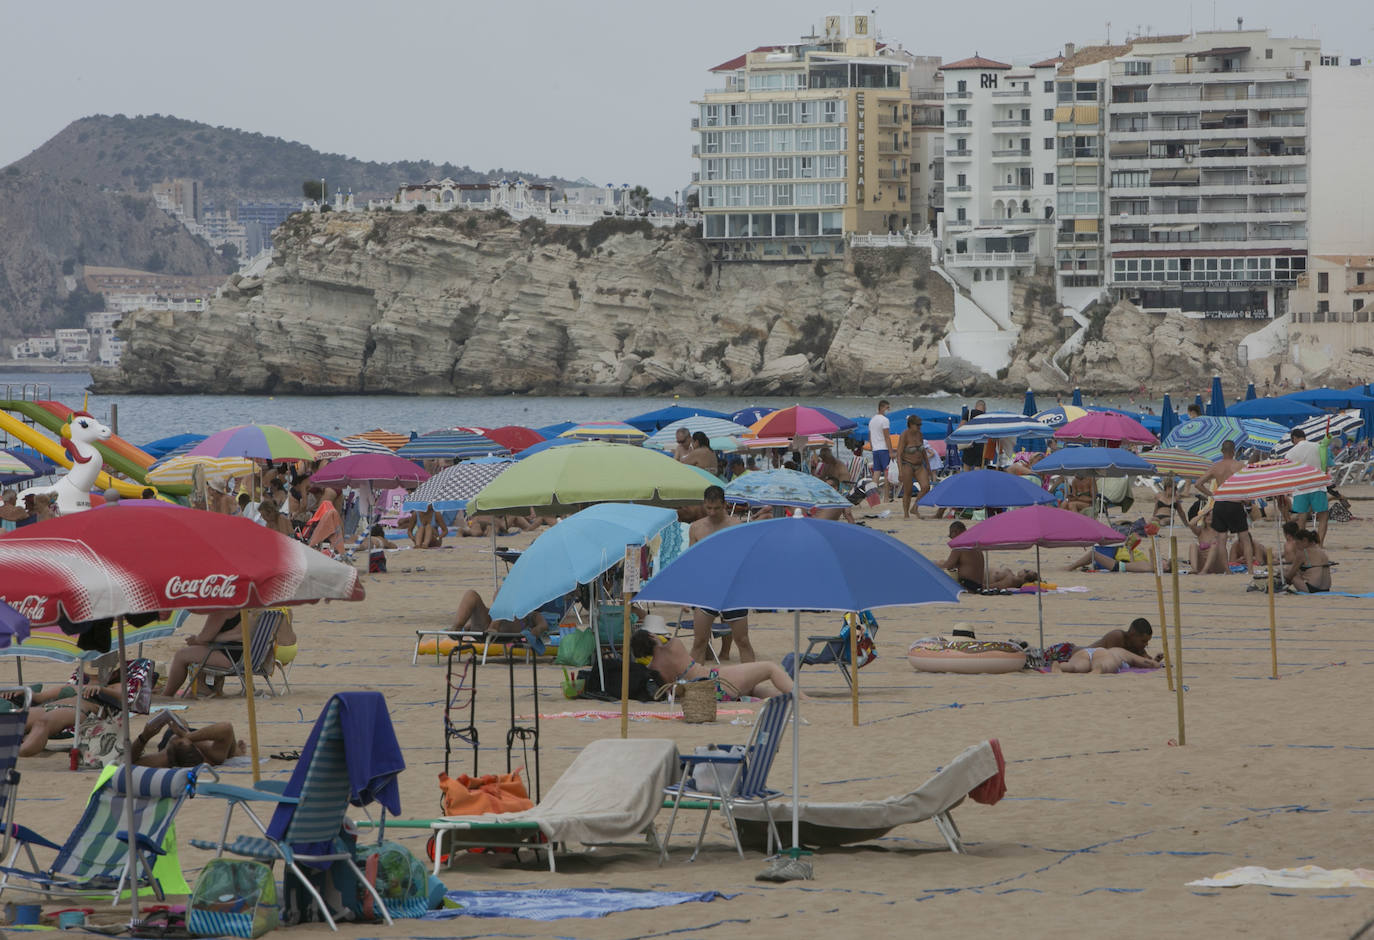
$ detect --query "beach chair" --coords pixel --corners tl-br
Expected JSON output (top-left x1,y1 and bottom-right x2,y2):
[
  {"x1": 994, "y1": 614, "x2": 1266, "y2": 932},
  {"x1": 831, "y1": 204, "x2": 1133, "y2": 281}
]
[
  {"x1": 660, "y1": 692, "x2": 792, "y2": 863},
  {"x1": 190, "y1": 692, "x2": 402, "y2": 931},
  {"x1": 788, "y1": 611, "x2": 879, "y2": 690},
  {"x1": 0, "y1": 764, "x2": 206, "y2": 905},
  {"x1": 196, "y1": 608, "x2": 287, "y2": 697},
  {"x1": 428, "y1": 737, "x2": 678, "y2": 873},
  {"x1": 0, "y1": 688, "x2": 31, "y2": 869},
  {"x1": 732, "y1": 739, "x2": 1006, "y2": 854}
]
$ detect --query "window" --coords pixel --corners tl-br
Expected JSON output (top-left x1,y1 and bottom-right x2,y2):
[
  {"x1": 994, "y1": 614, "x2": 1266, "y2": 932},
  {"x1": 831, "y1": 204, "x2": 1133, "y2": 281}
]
[
  {"x1": 748, "y1": 130, "x2": 769, "y2": 152},
  {"x1": 725, "y1": 104, "x2": 744, "y2": 126},
  {"x1": 1265, "y1": 48, "x2": 1273, "y2": 60},
  {"x1": 1057, "y1": 190, "x2": 1099, "y2": 216},
  {"x1": 819, "y1": 154, "x2": 842, "y2": 177},
  {"x1": 1111, "y1": 170, "x2": 1148, "y2": 187},
  {"x1": 797, "y1": 101, "x2": 816, "y2": 124},
  {"x1": 773, "y1": 184, "x2": 793, "y2": 206},
  {"x1": 1320, "y1": 55, "x2": 1338, "y2": 67},
  {"x1": 1044, "y1": 80, "x2": 1054, "y2": 92},
  {"x1": 957, "y1": 80, "x2": 967, "y2": 92},
  {"x1": 957, "y1": 108, "x2": 967, "y2": 122},
  {"x1": 1021, "y1": 137, "x2": 1031, "y2": 153},
  {"x1": 750, "y1": 157, "x2": 770, "y2": 179},
  {"x1": 1057, "y1": 82, "x2": 1074, "y2": 102},
  {"x1": 1355, "y1": 299, "x2": 1365, "y2": 312},
  {"x1": 1044, "y1": 108, "x2": 1054, "y2": 121},
  {"x1": 819, "y1": 126, "x2": 842, "y2": 150},
  {"x1": 725, "y1": 185, "x2": 745, "y2": 207},
  {"x1": 726, "y1": 131, "x2": 747, "y2": 153},
  {"x1": 796, "y1": 128, "x2": 817, "y2": 151},
  {"x1": 956, "y1": 173, "x2": 967, "y2": 186},
  {"x1": 1318, "y1": 272, "x2": 1329, "y2": 293},
  {"x1": 750, "y1": 102, "x2": 770, "y2": 125},
  {"x1": 1044, "y1": 172, "x2": 1054, "y2": 185},
  {"x1": 773, "y1": 157, "x2": 792, "y2": 179},
  {"x1": 773, "y1": 102, "x2": 793, "y2": 125},
  {"x1": 823, "y1": 100, "x2": 842, "y2": 123},
  {"x1": 1317, "y1": 300, "x2": 1329, "y2": 313},
  {"x1": 1122, "y1": 60, "x2": 1152, "y2": 75},
  {"x1": 1076, "y1": 82, "x2": 1098, "y2": 101},
  {"x1": 703, "y1": 104, "x2": 721, "y2": 127},
  {"x1": 772, "y1": 130, "x2": 792, "y2": 152},
  {"x1": 726, "y1": 157, "x2": 746, "y2": 180},
  {"x1": 819, "y1": 182, "x2": 842, "y2": 204},
  {"x1": 956, "y1": 207, "x2": 967, "y2": 221},
  {"x1": 703, "y1": 159, "x2": 722, "y2": 181},
  {"x1": 701, "y1": 185, "x2": 722, "y2": 208},
  {"x1": 795, "y1": 183, "x2": 818, "y2": 205},
  {"x1": 749, "y1": 184, "x2": 771, "y2": 206},
  {"x1": 1358, "y1": 273, "x2": 1366, "y2": 285},
  {"x1": 820, "y1": 211, "x2": 843, "y2": 235},
  {"x1": 1021, "y1": 108, "x2": 1031, "y2": 121},
  {"x1": 797, "y1": 156, "x2": 815, "y2": 178},
  {"x1": 702, "y1": 131, "x2": 722, "y2": 154},
  {"x1": 1044, "y1": 137, "x2": 1054, "y2": 149}
]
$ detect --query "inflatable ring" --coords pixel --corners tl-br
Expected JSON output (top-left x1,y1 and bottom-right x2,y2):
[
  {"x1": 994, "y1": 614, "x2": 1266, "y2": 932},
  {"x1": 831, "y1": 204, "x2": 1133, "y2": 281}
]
[{"x1": 908, "y1": 638, "x2": 1026, "y2": 674}]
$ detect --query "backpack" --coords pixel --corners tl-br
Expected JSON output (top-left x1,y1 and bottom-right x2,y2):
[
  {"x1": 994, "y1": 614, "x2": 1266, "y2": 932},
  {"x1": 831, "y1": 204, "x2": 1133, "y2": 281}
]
[
  {"x1": 577, "y1": 656, "x2": 662, "y2": 702},
  {"x1": 188, "y1": 858, "x2": 279, "y2": 938}
]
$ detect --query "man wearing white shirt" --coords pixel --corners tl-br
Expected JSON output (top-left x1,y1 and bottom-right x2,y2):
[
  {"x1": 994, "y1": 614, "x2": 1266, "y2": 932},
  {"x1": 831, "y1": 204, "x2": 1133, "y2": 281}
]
[
  {"x1": 868, "y1": 399, "x2": 891, "y2": 502},
  {"x1": 1285, "y1": 428, "x2": 1329, "y2": 543}
]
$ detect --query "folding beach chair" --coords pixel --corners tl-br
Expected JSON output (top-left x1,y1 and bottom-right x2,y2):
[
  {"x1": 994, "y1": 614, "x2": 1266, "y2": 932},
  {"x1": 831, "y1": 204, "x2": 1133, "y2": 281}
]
[
  {"x1": 789, "y1": 610, "x2": 879, "y2": 690},
  {"x1": 661, "y1": 692, "x2": 793, "y2": 862},
  {"x1": 0, "y1": 687, "x2": 31, "y2": 869},
  {"x1": 428, "y1": 737, "x2": 678, "y2": 873},
  {"x1": 196, "y1": 608, "x2": 287, "y2": 697},
  {"x1": 0, "y1": 764, "x2": 205, "y2": 905},
  {"x1": 190, "y1": 692, "x2": 402, "y2": 930}
]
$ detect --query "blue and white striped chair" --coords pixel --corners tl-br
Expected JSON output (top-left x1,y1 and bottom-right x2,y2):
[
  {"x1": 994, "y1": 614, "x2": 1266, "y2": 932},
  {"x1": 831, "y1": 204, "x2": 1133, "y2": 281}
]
[
  {"x1": 0, "y1": 688, "x2": 31, "y2": 872},
  {"x1": 191, "y1": 694, "x2": 396, "y2": 930},
  {"x1": 0, "y1": 764, "x2": 202, "y2": 905},
  {"x1": 660, "y1": 692, "x2": 792, "y2": 862},
  {"x1": 197, "y1": 608, "x2": 287, "y2": 697}
]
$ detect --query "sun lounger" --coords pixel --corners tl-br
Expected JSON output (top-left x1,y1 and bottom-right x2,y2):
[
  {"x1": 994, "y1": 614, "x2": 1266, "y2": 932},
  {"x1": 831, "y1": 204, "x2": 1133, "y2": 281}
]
[
  {"x1": 429, "y1": 737, "x2": 678, "y2": 872},
  {"x1": 731, "y1": 739, "x2": 1005, "y2": 853}
]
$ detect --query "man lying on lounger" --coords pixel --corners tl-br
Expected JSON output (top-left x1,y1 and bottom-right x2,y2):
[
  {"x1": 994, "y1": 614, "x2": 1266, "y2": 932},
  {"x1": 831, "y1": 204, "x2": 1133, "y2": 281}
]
[{"x1": 629, "y1": 630, "x2": 799, "y2": 700}]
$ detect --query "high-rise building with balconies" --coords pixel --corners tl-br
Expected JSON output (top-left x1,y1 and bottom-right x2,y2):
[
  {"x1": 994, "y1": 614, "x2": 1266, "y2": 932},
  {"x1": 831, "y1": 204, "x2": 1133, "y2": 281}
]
[{"x1": 694, "y1": 14, "x2": 914, "y2": 260}]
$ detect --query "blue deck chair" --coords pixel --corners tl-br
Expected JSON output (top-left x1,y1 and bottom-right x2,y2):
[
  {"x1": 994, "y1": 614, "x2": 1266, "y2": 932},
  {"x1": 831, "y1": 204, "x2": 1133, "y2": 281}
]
[
  {"x1": 0, "y1": 765, "x2": 203, "y2": 905},
  {"x1": 785, "y1": 611, "x2": 879, "y2": 690},
  {"x1": 0, "y1": 688, "x2": 32, "y2": 871},
  {"x1": 660, "y1": 692, "x2": 793, "y2": 862},
  {"x1": 190, "y1": 692, "x2": 403, "y2": 930}
]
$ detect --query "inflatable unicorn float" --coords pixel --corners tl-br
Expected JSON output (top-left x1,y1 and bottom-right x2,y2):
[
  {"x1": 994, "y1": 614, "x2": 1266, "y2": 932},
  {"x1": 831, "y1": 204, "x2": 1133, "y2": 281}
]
[{"x1": 20, "y1": 411, "x2": 112, "y2": 514}]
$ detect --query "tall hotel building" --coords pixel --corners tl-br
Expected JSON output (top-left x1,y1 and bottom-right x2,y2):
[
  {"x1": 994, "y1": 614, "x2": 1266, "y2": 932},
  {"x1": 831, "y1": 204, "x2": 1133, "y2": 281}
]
[{"x1": 694, "y1": 14, "x2": 915, "y2": 259}]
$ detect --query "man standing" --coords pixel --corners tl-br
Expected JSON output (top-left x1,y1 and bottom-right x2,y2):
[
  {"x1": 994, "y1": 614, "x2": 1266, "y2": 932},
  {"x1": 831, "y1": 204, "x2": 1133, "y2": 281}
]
[
  {"x1": 868, "y1": 400, "x2": 891, "y2": 502},
  {"x1": 1193, "y1": 439, "x2": 1257, "y2": 575},
  {"x1": 961, "y1": 399, "x2": 987, "y2": 472},
  {"x1": 688, "y1": 485, "x2": 753, "y2": 663},
  {"x1": 1284, "y1": 428, "x2": 1329, "y2": 544}
]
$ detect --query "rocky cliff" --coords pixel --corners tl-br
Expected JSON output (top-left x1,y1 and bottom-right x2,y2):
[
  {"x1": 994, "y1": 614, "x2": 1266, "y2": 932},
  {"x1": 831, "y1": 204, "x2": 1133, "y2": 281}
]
[{"x1": 94, "y1": 209, "x2": 1264, "y2": 397}]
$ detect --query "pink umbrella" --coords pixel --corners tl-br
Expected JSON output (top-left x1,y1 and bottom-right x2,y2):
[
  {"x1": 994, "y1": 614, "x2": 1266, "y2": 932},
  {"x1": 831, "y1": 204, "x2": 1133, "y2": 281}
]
[
  {"x1": 949, "y1": 505, "x2": 1125, "y2": 648},
  {"x1": 310, "y1": 453, "x2": 430, "y2": 489},
  {"x1": 1055, "y1": 412, "x2": 1158, "y2": 446}
]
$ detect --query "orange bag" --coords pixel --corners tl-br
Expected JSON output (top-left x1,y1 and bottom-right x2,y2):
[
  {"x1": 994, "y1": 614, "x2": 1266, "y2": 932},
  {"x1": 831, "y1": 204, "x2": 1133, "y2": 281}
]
[{"x1": 438, "y1": 769, "x2": 534, "y2": 816}]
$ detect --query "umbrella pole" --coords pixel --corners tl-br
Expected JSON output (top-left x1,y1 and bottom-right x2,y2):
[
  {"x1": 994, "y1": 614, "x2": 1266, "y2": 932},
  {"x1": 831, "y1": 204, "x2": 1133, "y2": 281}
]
[
  {"x1": 849, "y1": 611, "x2": 859, "y2": 727},
  {"x1": 620, "y1": 584, "x2": 632, "y2": 739},
  {"x1": 1269, "y1": 510, "x2": 1280, "y2": 679},
  {"x1": 1148, "y1": 539, "x2": 1175, "y2": 692},
  {"x1": 1169, "y1": 537, "x2": 1186, "y2": 746},
  {"x1": 791, "y1": 609, "x2": 801, "y2": 852},
  {"x1": 241, "y1": 633, "x2": 261, "y2": 784},
  {"x1": 490, "y1": 527, "x2": 499, "y2": 593},
  {"x1": 1035, "y1": 546, "x2": 1044, "y2": 651},
  {"x1": 115, "y1": 617, "x2": 141, "y2": 927}
]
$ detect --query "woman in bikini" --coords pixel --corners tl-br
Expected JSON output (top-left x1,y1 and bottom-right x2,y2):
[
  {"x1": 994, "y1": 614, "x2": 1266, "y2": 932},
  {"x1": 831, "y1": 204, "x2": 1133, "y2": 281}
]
[
  {"x1": 632, "y1": 632, "x2": 799, "y2": 700},
  {"x1": 1284, "y1": 529, "x2": 1333, "y2": 593},
  {"x1": 896, "y1": 416, "x2": 931, "y2": 520},
  {"x1": 811, "y1": 447, "x2": 857, "y2": 524}
]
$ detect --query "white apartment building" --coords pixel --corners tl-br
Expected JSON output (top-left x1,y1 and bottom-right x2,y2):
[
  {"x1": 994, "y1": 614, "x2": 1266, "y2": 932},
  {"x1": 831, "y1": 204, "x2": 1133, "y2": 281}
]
[
  {"x1": 1056, "y1": 30, "x2": 1321, "y2": 319},
  {"x1": 940, "y1": 55, "x2": 1062, "y2": 273},
  {"x1": 55, "y1": 328, "x2": 91, "y2": 363},
  {"x1": 10, "y1": 337, "x2": 57, "y2": 359}
]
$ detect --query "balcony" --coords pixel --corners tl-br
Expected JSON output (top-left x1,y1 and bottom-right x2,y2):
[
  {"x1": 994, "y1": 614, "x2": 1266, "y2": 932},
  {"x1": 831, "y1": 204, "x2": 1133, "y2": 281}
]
[
  {"x1": 691, "y1": 145, "x2": 700, "y2": 156},
  {"x1": 993, "y1": 183, "x2": 1033, "y2": 191},
  {"x1": 946, "y1": 120, "x2": 972, "y2": 128},
  {"x1": 946, "y1": 91, "x2": 972, "y2": 99},
  {"x1": 992, "y1": 119, "x2": 1031, "y2": 127},
  {"x1": 691, "y1": 118, "x2": 700, "y2": 130},
  {"x1": 945, "y1": 149, "x2": 973, "y2": 159},
  {"x1": 992, "y1": 88, "x2": 1032, "y2": 98},
  {"x1": 992, "y1": 148, "x2": 1032, "y2": 161},
  {"x1": 946, "y1": 251, "x2": 1037, "y2": 266}
]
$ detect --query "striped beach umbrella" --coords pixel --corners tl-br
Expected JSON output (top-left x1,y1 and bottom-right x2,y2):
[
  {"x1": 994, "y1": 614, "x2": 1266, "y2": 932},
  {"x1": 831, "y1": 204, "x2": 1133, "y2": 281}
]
[
  {"x1": 0, "y1": 449, "x2": 50, "y2": 482},
  {"x1": 750, "y1": 406, "x2": 855, "y2": 438},
  {"x1": 189, "y1": 424, "x2": 322, "y2": 462},
  {"x1": 146, "y1": 455, "x2": 255, "y2": 488},
  {"x1": 946, "y1": 412, "x2": 1056, "y2": 445},
  {"x1": 557, "y1": 420, "x2": 648, "y2": 443},
  {"x1": 1033, "y1": 405, "x2": 1089, "y2": 428},
  {"x1": 396, "y1": 430, "x2": 510, "y2": 460},
  {"x1": 1273, "y1": 410, "x2": 1364, "y2": 457},
  {"x1": 1237, "y1": 419, "x2": 1290, "y2": 454},
  {"x1": 1162, "y1": 417, "x2": 1248, "y2": 461},
  {"x1": 1141, "y1": 448, "x2": 1214, "y2": 479},
  {"x1": 350, "y1": 429, "x2": 411, "y2": 451},
  {"x1": 1054, "y1": 411, "x2": 1158, "y2": 446},
  {"x1": 403, "y1": 460, "x2": 515, "y2": 512},
  {"x1": 1213, "y1": 459, "x2": 1331, "y2": 501},
  {"x1": 340, "y1": 436, "x2": 398, "y2": 455},
  {"x1": 644, "y1": 417, "x2": 750, "y2": 453},
  {"x1": 724, "y1": 469, "x2": 850, "y2": 510},
  {"x1": 739, "y1": 434, "x2": 833, "y2": 450},
  {"x1": 1032, "y1": 446, "x2": 1155, "y2": 478}
]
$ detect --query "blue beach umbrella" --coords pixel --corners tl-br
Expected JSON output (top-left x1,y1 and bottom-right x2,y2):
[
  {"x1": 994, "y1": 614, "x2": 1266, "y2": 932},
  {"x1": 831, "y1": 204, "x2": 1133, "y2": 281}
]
[
  {"x1": 635, "y1": 517, "x2": 963, "y2": 862},
  {"x1": 724, "y1": 468, "x2": 850, "y2": 510},
  {"x1": 1164, "y1": 417, "x2": 1248, "y2": 461},
  {"x1": 490, "y1": 503, "x2": 677, "y2": 621},
  {"x1": 397, "y1": 430, "x2": 510, "y2": 461},
  {"x1": 1194, "y1": 393, "x2": 1205, "y2": 414},
  {"x1": 0, "y1": 600, "x2": 31, "y2": 650},
  {"x1": 514, "y1": 437, "x2": 581, "y2": 461},
  {"x1": 1226, "y1": 397, "x2": 1322, "y2": 424},
  {"x1": 728, "y1": 406, "x2": 775, "y2": 427},
  {"x1": 946, "y1": 413, "x2": 1055, "y2": 445},
  {"x1": 872, "y1": 408, "x2": 959, "y2": 442},
  {"x1": 1238, "y1": 419, "x2": 1289, "y2": 453},
  {"x1": 1071, "y1": 387, "x2": 1083, "y2": 407},
  {"x1": 1159, "y1": 394, "x2": 1177, "y2": 442},
  {"x1": 1283, "y1": 387, "x2": 1374, "y2": 408},
  {"x1": 140, "y1": 433, "x2": 206, "y2": 460},
  {"x1": 917, "y1": 468, "x2": 1057, "y2": 509},
  {"x1": 1032, "y1": 447, "x2": 1154, "y2": 477},
  {"x1": 1022, "y1": 389, "x2": 1037, "y2": 417},
  {"x1": 625, "y1": 405, "x2": 734, "y2": 433},
  {"x1": 1245, "y1": 382, "x2": 1257, "y2": 401},
  {"x1": 535, "y1": 421, "x2": 577, "y2": 439},
  {"x1": 1208, "y1": 376, "x2": 1227, "y2": 417}
]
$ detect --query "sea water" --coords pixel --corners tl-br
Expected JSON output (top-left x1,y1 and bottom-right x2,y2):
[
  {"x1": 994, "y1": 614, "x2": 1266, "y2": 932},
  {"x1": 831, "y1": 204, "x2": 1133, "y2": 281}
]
[{"x1": 1, "y1": 372, "x2": 1045, "y2": 446}]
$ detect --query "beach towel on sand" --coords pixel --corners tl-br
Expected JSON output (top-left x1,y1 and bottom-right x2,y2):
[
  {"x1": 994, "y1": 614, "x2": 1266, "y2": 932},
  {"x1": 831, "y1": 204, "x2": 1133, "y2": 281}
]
[
  {"x1": 434, "y1": 738, "x2": 677, "y2": 847},
  {"x1": 1188, "y1": 866, "x2": 1374, "y2": 889},
  {"x1": 424, "y1": 888, "x2": 727, "y2": 921}
]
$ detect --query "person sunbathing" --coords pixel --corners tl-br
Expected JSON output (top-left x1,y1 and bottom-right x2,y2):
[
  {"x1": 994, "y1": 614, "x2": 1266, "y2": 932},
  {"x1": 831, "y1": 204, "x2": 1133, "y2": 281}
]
[
  {"x1": 985, "y1": 567, "x2": 1040, "y2": 591},
  {"x1": 1055, "y1": 646, "x2": 1163, "y2": 674},
  {"x1": 1084, "y1": 618, "x2": 1161, "y2": 661},
  {"x1": 1284, "y1": 529, "x2": 1333, "y2": 593},
  {"x1": 2, "y1": 682, "x2": 124, "y2": 758},
  {"x1": 1067, "y1": 532, "x2": 1161, "y2": 573},
  {"x1": 131, "y1": 712, "x2": 245, "y2": 767},
  {"x1": 449, "y1": 589, "x2": 551, "y2": 643},
  {"x1": 630, "y1": 630, "x2": 798, "y2": 700}
]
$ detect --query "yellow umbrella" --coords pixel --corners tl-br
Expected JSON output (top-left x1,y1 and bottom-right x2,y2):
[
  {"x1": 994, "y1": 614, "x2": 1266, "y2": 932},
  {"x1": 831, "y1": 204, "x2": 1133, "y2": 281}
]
[{"x1": 146, "y1": 455, "x2": 255, "y2": 488}]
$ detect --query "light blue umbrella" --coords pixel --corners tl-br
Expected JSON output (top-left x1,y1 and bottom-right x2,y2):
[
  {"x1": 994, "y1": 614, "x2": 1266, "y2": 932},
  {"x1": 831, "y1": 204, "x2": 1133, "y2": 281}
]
[
  {"x1": 635, "y1": 517, "x2": 962, "y2": 865},
  {"x1": 1032, "y1": 447, "x2": 1154, "y2": 477},
  {"x1": 1164, "y1": 417, "x2": 1248, "y2": 461},
  {"x1": 643, "y1": 417, "x2": 750, "y2": 453},
  {"x1": 917, "y1": 468, "x2": 1056, "y2": 509},
  {"x1": 1237, "y1": 419, "x2": 1290, "y2": 454},
  {"x1": 946, "y1": 412, "x2": 1056, "y2": 445},
  {"x1": 724, "y1": 468, "x2": 850, "y2": 510},
  {"x1": 489, "y1": 503, "x2": 678, "y2": 621}
]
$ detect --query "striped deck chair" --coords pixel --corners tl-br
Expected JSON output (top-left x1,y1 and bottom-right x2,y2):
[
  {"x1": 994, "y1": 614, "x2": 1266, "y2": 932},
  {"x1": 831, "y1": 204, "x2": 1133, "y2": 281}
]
[
  {"x1": 660, "y1": 692, "x2": 793, "y2": 862},
  {"x1": 0, "y1": 688, "x2": 31, "y2": 869},
  {"x1": 0, "y1": 765, "x2": 202, "y2": 905},
  {"x1": 197, "y1": 609, "x2": 287, "y2": 697},
  {"x1": 191, "y1": 694, "x2": 397, "y2": 930}
]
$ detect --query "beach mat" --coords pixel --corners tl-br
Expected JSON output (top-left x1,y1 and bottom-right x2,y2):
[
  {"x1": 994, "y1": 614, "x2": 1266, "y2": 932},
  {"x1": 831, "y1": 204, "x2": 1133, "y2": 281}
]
[{"x1": 424, "y1": 888, "x2": 727, "y2": 920}]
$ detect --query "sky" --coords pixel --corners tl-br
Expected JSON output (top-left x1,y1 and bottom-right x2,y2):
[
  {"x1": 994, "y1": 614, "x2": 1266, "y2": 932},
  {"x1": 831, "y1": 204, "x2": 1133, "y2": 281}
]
[{"x1": 2, "y1": 0, "x2": 1368, "y2": 198}]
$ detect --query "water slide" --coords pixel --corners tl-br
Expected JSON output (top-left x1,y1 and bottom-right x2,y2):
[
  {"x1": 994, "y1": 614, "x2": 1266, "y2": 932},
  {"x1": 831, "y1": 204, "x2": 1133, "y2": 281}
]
[
  {"x1": 0, "y1": 409, "x2": 188, "y2": 498},
  {"x1": 32, "y1": 400, "x2": 156, "y2": 469},
  {"x1": 0, "y1": 400, "x2": 155, "y2": 477}
]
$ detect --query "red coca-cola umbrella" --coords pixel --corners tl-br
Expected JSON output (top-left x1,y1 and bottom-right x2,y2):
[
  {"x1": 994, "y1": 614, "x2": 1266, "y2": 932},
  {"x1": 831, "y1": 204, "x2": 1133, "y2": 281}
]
[{"x1": 0, "y1": 502, "x2": 363, "y2": 926}]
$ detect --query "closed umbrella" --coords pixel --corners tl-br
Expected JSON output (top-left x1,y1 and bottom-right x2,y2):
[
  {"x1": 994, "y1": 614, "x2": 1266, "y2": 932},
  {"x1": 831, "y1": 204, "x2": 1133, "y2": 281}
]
[
  {"x1": 1071, "y1": 388, "x2": 1084, "y2": 407},
  {"x1": 949, "y1": 505, "x2": 1124, "y2": 649},
  {"x1": 1245, "y1": 382, "x2": 1257, "y2": 401},
  {"x1": 1054, "y1": 412, "x2": 1158, "y2": 446},
  {"x1": 1208, "y1": 376, "x2": 1227, "y2": 417},
  {"x1": 1159, "y1": 395, "x2": 1177, "y2": 443},
  {"x1": 1164, "y1": 417, "x2": 1249, "y2": 461},
  {"x1": 403, "y1": 461, "x2": 514, "y2": 513},
  {"x1": 1021, "y1": 389, "x2": 1037, "y2": 417},
  {"x1": 724, "y1": 469, "x2": 851, "y2": 509},
  {"x1": 635, "y1": 517, "x2": 962, "y2": 876}
]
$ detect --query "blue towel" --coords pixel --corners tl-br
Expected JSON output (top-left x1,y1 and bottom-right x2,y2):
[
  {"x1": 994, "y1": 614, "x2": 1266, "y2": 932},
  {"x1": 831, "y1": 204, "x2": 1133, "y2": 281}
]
[{"x1": 425, "y1": 889, "x2": 727, "y2": 921}]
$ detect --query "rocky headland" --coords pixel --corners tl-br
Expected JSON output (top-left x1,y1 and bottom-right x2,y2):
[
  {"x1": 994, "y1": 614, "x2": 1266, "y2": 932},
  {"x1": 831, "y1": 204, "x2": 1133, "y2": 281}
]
[{"x1": 94, "y1": 210, "x2": 1266, "y2": 397}]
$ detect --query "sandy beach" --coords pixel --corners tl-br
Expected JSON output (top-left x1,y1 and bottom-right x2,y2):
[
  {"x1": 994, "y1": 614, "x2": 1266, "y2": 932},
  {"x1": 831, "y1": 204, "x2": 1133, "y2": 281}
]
[{"x1": 9, "y1": 494, "x2": 1374, "y2": 939}]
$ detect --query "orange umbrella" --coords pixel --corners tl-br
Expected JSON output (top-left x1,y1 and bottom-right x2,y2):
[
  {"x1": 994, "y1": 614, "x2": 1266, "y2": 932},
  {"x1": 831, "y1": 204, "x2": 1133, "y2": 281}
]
[{"x1": 351, "y1": 429, "x2": 410, "y2": 451}]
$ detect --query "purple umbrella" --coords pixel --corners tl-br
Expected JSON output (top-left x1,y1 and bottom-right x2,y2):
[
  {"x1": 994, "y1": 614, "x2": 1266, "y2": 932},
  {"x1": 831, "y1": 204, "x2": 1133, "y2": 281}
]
[
  {"x1": 310, "y1": 453, "x2": 430, "y2": 489},
  {"x1": 949, "y1": 505, "x2": 1124, "y2": 649},
  {"x1": 0, "y1": 600, "x2": 32, "y2": 650}
]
